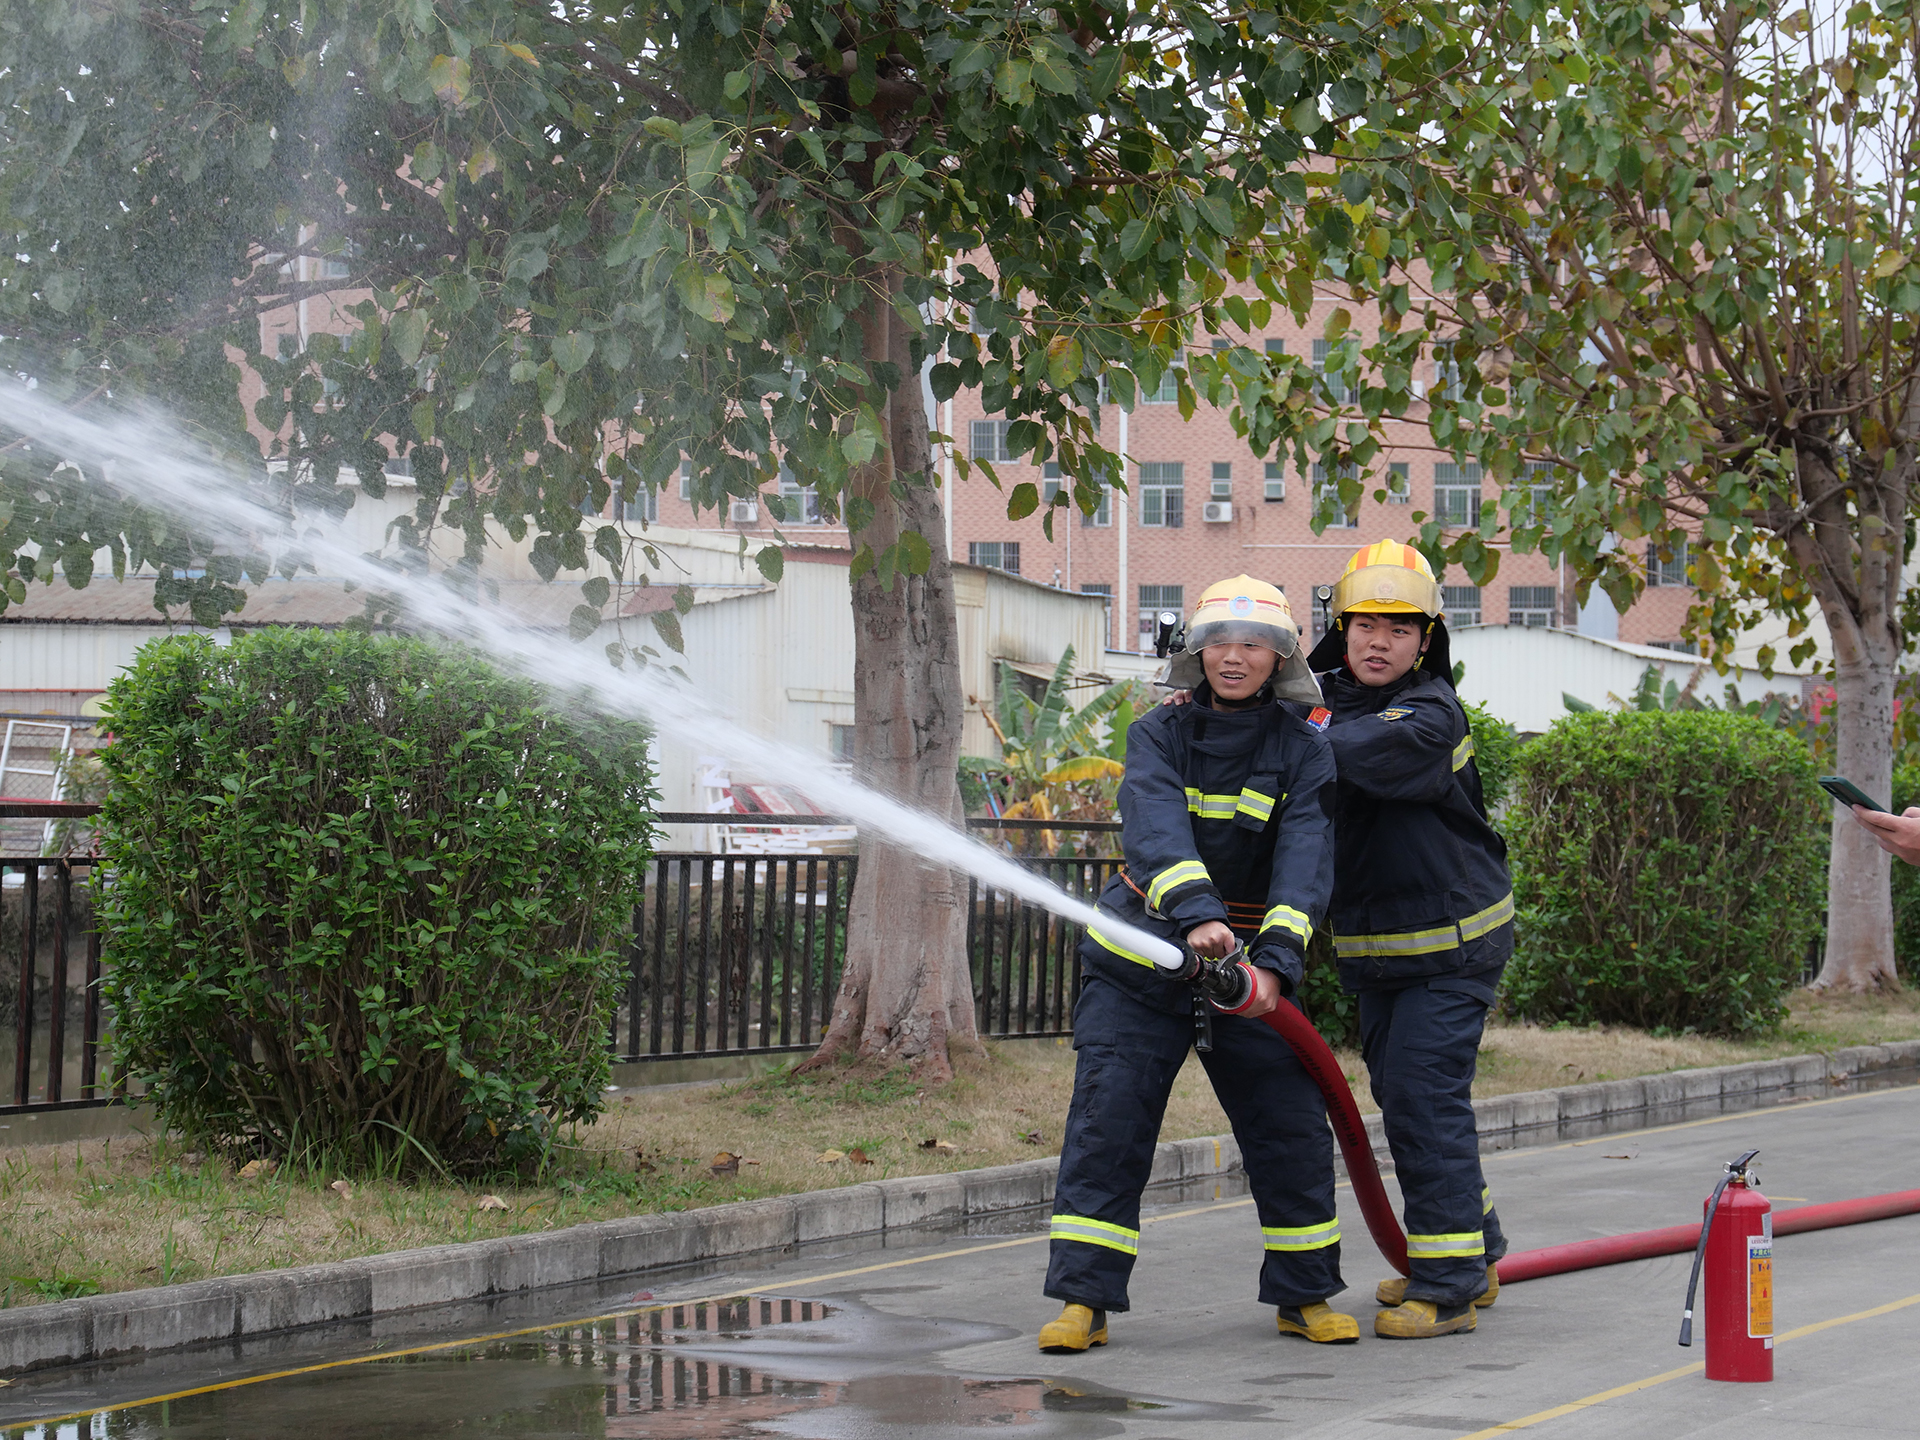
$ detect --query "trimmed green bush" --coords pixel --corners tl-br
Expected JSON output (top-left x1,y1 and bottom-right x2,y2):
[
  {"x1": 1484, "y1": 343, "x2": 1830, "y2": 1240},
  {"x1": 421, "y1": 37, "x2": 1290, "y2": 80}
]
[
  {"x1": 1462, "y1": 700, "x2": 1522, "y2": 815},
  {"x1": 1503, "y1": 711, "x2": 1823, "y2": 1036},
  {"x1": 99, "y1": 629, "x2": 655, "y2": 1172}
]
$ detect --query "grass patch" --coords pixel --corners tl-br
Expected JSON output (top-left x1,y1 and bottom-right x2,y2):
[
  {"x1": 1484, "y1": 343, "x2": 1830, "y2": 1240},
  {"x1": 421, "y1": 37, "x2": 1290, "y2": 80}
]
[{"x1": 5, "y1": 989, "x2": 1917, "y2": 1308}]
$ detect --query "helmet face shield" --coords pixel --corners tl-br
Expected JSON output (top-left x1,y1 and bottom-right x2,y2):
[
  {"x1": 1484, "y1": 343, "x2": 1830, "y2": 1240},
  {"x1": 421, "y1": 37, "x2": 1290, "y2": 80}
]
[{"x1": 1185, "y1": 615, "x2": 1300, "y2": 658}]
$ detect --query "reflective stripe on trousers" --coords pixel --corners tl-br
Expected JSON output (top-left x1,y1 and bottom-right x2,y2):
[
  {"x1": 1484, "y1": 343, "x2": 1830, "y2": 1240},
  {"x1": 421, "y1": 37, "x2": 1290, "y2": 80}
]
[{"x1": 1050, "y1": 1214, "x2": 1141, "y2": 1255}]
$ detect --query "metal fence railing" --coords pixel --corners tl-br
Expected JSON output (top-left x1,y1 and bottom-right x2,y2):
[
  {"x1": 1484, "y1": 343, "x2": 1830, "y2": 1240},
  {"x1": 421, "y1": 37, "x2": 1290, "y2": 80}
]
[{"x1": 2, "y1": 806, "x2": 1121, "y2": 1113}]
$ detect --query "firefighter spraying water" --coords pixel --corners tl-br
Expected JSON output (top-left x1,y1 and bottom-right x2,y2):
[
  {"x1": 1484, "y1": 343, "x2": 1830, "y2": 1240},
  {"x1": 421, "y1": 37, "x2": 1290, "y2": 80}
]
[{"x1": 1037, "y1": 577, "x2": 1359, "y2": 1351}]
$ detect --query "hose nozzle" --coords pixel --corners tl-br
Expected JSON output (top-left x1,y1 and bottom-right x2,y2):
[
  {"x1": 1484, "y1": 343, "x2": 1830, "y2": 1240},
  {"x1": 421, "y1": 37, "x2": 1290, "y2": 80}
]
[{"x1": 1169, "y1": 941, "x2": 1257, "y2": 1013}]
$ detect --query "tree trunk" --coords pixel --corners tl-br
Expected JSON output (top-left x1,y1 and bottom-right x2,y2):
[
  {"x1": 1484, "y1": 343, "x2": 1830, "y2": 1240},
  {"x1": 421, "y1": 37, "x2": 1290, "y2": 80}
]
[
  {"x1": 1795, "y1": 444, "x2": 1905, "y2": 992},
  {"x1": 801, "y1": 279, "x2": 982, "y2": 1079}
]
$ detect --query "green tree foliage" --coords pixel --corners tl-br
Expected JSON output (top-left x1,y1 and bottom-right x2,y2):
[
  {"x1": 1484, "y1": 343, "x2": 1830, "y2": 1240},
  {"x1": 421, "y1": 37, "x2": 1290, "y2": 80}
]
[
  {"x1": 1461, "y1": 699, "x2": 1520, "y2": 814},
  {"x1": 0, "y1": 0, "x2": 1522, "y2": 1075},
  {"x1": 98, "y1": 629, "x2": 655, "y2": 1173},
  {"x1": 1504, "y1": 711, "x2": 1824, "y2": 1036},
  {"x1": 1325, "y1": 0, "x2": 1920, "y2": 990}
]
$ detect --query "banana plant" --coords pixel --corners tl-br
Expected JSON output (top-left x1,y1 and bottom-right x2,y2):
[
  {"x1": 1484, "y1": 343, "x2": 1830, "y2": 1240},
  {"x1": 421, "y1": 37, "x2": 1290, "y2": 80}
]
[{"x1": 963, "y1": 646, "x2": 1143, "y2": 855}]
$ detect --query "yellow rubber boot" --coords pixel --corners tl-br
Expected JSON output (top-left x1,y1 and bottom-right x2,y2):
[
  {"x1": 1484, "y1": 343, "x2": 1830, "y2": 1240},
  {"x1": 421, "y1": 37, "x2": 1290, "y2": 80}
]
[
  {"x1": 1038, "y1": 1304, "x2": 1109, "y2": 1353},
  {"x1": 1375, "y1": 1299, "x2": 1477, "y2": 1339},
  {"x1": 1275, "y1": 1301, "x2": 1361, "y2": 1344},
  {"x1": 1375, "y1": 1264, "x2": 1499, "y2": 1308}
]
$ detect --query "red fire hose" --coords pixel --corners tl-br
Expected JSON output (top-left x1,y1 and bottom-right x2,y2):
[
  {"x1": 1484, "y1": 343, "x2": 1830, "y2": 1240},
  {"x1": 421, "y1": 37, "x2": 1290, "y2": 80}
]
[
  {"x1": 1258, "y1": 1000, "x2": 1920, "y2": 1284},
  {"x1": 1262, "y1": 1000, "x2": 1410, "y2": 1276},
  {"x1": 1497, "y1": 1189, "x2": 1920, "y2": 1283}
]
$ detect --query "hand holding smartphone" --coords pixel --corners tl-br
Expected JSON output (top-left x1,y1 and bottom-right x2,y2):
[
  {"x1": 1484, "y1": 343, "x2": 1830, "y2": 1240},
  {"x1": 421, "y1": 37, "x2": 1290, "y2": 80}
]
[{"x1": 1819, "y1": 775, "x2": 1888, "y2": 812}]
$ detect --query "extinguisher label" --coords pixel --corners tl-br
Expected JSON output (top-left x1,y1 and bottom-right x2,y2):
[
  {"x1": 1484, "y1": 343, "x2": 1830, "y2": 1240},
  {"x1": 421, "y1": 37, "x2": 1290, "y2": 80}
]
[{"x1": 1748, "y1": 1233, "x2": 1774, "y2": 1338}]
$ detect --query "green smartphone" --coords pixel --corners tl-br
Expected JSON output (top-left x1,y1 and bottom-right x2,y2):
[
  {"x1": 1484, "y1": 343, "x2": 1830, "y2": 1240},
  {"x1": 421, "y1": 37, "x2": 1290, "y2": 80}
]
[{"x1": 1819, "y1": 775, "x2": 1888, "y2": 812}]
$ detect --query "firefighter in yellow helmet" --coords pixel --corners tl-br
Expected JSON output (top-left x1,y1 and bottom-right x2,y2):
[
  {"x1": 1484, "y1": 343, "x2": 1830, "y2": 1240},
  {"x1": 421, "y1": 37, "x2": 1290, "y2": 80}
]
[
  {"x1": 1305, "y1": 540, "x2": 1514, "y2": 1339},
  {"x1": 1040, "y1": 576, "x2": 1355, "y2": 1351}
]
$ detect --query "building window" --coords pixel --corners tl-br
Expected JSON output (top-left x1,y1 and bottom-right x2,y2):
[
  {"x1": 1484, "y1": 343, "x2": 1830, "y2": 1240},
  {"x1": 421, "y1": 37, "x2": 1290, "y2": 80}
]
[
  {"x1": 1509, "y1": 585, "x2": 1556, "y2": 628},
  {"x1": 1386, "y1": 462, "x2": 1410, "y2": 504},
  {"x1": 1516, "y1": 462, "x2": 1554, "y2": 526},
  {"x1": 1312, "y1": 462, "x2": 1359, "y2": 528},
  {"x1": 1312, "y1": 339, "x2": 1351, "y2": 404},
  {"x1": 1264, "y1": 462, "x2": 1286, "y2": 502},
  {"x1": 1144, "y1": 353, "x2": 1183, "y2": 404},
  {"x1": 1646, "y1": 639, "x2": 1700, "y2": 654},
  {"x1": 621, "y1": 481, "x2": 658, "y2": 524},
  {"x1": 1442, "y1": 584, "x2": 1482, "y2": 625},
  {"x1": 828, "y1": 724, "x2": 856, "y2": 762},
  {"x1": 1433, "y1": 343, "x2": 1464, "y2": 403},
  {"x1": 1138, "y1": 584, "x2": 1184, "y2": 645},
  {"x1": 383, "y1": 452, "x2": 413, "y2": 480},
  {"x1": 1210, "y1": 338, "x2": 1230, "y2": 354},
  {"x1": 970, "y1": 419, "x2": 1011, "y2": 462},
  {"x1": 1080, "y1": 582, "x2": 1112, "y2": 600},
  {"x1": 320, "y1": 238, "x2": 356, "y2": 280},
  {"x1": 969, "y1": 541, "x2": 1020, "y2": 575},
  {"x1": 1042, "y1": 462, "x2": 1063, "y2": 507},
  {"x1": 1434, "y1": 462, "x2": 1483, "y2": 527},
  {"x1": 1210, "y1": 461, "x2": 1232, "y2": 502},
  {"x1": 1265, "y1": 338, "x2": 1287, "y2": 357},
  {"x1": 777, "y1": 465, "x2": 823, "y2": 524},
  {"x1": 678, "y1": 460, "x2": 693, "y2": 500},
  {"x1": 1647, "y1": 541, "x2": 1691, "y2": 587},
  {"x1": 1139, "y1": 462, "x2": 1184, "y2": 528}
]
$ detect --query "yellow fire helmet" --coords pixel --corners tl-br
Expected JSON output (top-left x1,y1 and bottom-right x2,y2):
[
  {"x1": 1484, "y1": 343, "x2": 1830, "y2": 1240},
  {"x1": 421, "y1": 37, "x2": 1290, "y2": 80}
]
[
  {"x1": 1307, "y1": 539, "x2": 1453, "y2": 677},
  {"x1": 1332, "y1": 538, "x2": 1441, "y2": 618},
  {"x1": 1161, "y1": 575, "x2": 1323, "y2": 706}
]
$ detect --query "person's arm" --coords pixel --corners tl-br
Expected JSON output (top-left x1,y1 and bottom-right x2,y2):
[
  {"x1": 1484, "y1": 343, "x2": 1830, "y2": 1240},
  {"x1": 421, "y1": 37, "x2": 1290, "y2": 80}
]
[
  {"x1": 1324, "y1": 685, "x2": 1462, "y2": 803},
  {"x1": 1239, "y1": 729, "x2": 1337, "y2": 1013},
  {"x1": 1850, "y1": 804, "x2": 1920, "y2": 864},
  {"x1": 1119, "y1": 716, "x2": 1230, "y2": 933}
]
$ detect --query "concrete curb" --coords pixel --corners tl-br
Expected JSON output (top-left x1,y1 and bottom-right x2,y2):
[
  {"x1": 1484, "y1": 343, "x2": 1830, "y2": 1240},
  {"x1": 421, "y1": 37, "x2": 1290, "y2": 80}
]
[{"x1": 5, "y1": 1040, "x2": 1916, "y2": 1377}]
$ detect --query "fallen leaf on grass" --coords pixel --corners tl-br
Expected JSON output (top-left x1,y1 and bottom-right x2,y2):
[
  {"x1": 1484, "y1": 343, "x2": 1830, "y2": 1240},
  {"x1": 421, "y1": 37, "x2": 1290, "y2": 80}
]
[
  {"x1": 918, "y1": 1138, "x2": 957, "y2": 1152},
  {"x1": 847, "y1": 1148, "x2": 874, "y2": 1166},
  {"x1": 710, "y1": 1151, "x2": 742, "y2": 1177},
  {"x1": 237, "y1": 1159, "x2": 278, "y2": 1180},
  {"x1": 1016, "y1": 1131, "x2": 1042, "y2": 1145},
  {"x1": 635, "y1": 1158, "x2": 657, "y2": 1174},
  {"x1": 476, "y1": 1194, "x2": 511, "y2": 1212},
  {"x1": 329, "y1": 1179, "x2": 354, "y2": 1200},
  {"x1": 817, "y1": 1149, "x2": 845, "y2": 1164}
]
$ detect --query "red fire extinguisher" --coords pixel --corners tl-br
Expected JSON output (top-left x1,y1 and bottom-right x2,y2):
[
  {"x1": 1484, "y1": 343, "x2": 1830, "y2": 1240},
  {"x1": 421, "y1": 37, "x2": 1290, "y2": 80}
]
[{"x1": 1679, "y1": 1148, "x2": 1773, "y2": 1382}]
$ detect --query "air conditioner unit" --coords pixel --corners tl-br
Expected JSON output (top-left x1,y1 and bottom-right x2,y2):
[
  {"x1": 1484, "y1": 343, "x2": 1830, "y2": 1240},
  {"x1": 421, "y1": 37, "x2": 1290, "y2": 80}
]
[
  {"x1": 1202, "y1": 501, "x2": 1233, "y2": 523},
  {"x1": 730, "y1": 500, "x2": 760, "y2": 524}
]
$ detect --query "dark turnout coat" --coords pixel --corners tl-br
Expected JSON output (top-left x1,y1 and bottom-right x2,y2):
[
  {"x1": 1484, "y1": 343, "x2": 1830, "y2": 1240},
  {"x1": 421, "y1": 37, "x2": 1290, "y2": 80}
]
[
  {"x1": 1079, "y1": 685, "x2": 1337, "y2": 1011},
  {"x1": 1320, "y1": 665, "x2": 1513, "y2": 994}
]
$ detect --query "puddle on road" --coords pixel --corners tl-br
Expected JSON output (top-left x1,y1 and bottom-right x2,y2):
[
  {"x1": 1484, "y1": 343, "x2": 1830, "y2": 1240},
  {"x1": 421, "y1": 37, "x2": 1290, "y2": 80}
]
[{"x1": 3, "y1": 1296, "x2": 1255, "y2": 1440}]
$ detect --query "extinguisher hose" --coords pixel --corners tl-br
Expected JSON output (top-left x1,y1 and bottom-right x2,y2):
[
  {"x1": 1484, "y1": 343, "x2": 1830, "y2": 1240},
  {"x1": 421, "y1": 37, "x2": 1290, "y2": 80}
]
[
  {"x1": 1258, "y1": 999, "x2": 1410, "y2": 1276},
  {"x1": 1677, "y1": 1148, "x2": 1761, "y2": 1347}
]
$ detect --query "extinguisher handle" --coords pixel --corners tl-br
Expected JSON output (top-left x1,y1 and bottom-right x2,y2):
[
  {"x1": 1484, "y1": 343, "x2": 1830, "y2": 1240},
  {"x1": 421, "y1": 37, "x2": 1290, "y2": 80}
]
[{"x1": 1678, "y1": 1149, "x2": 1763, "y2": 1347}]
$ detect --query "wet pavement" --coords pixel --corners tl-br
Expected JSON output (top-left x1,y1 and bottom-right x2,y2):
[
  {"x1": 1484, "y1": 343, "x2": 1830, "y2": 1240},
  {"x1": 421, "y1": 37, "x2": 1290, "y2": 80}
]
[{"x1": 8, "y1": 1078, "x2": 1920, "y2": 1439}]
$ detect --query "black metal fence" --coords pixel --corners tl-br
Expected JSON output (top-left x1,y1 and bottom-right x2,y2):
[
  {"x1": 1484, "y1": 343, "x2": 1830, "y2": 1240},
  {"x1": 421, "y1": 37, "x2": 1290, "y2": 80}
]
[{"x1": 3, "y1": 812, "x2": 1121, "y2": 1114}]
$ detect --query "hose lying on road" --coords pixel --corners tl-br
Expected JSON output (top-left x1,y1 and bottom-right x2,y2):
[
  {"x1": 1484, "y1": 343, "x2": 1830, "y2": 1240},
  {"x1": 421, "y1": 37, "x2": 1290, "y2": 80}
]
[
  {"x1": 1496, "y1": 1189, "x2": 1920, "y2": 1284},
  {"x1": 1261, "y1": 1000, "x2": 1410, "y2": 1276},
  {"x1": 1254, "y1": 998, "x2": 1920, "y2": 1284}
]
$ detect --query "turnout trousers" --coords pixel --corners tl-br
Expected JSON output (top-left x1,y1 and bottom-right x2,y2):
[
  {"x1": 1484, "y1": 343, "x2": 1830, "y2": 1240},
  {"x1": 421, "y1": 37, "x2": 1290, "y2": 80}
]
[
  {"x1": 1044, "y1": 974, "x2": 1344, "y2": 1312},
  {"x1": 1358, "y1": 980, "x2": 1509, "y2": 1309}
]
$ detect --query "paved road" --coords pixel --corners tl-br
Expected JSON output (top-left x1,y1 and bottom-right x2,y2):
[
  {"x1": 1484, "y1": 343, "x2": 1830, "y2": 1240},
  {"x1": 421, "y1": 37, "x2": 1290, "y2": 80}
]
[{"x1": 8, "y1": 1082, "x2": 1920, "y2": 1439}]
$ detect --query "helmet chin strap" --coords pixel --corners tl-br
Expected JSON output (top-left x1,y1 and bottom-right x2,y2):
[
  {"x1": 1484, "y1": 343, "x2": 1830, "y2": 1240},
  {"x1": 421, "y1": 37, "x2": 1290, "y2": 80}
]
[{"x1": 1413, "y1": 617, "x2": 1436, "y2": 670}]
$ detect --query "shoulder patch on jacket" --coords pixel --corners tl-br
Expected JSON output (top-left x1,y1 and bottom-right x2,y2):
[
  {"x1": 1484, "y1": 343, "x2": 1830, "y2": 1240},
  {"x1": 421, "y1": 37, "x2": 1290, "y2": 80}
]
[
  {"x1": 1307, "y1": 706, "x2": 1331, "y2": 732},
  {"x1": 1379, "y1": 707, "x2": 1413, "y2": 721}
]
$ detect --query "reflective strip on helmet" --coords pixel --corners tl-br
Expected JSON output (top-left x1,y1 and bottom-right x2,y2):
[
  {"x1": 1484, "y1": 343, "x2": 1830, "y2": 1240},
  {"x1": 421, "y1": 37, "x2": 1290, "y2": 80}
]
[
  {"x1": 1406, "y1": 1231, "x2": 1487, "y2": 1259},
  {"x1": 1088, "y1": 922, "x2": 1161, "y2": 970},
  {"x1": 1261, "y1": 904, "x2": 1312, "y2": 945},
  {"x1": 1262, "y1": 1218, "x2": 1341, "y2": 1251},
  {"x1": 1184, "y1": 789, "x2": 1239, "y2": 820},
  {"x1": 1453, "y1": 734, "x2": 1476, "y2": 771},
  {"x1": 1147, "y1": 859, "x2": 1212, "y2": 908},
  {"x1": 1482, "y1": 1186, "x2": 1495, "y2": 1215},
  {"x1": 1050, "y1": 1215, "x2": 1140, "y2": 1255},
  {"x1": 1459, "y1": 891, "x2": 1515, "y2": 941},
  {"x1": 1334, "y1": 893, "x2": 1513, "y2": 959},
  {"x1": 1235, "y1": 787, "x2": 1277, "y2": 823}
]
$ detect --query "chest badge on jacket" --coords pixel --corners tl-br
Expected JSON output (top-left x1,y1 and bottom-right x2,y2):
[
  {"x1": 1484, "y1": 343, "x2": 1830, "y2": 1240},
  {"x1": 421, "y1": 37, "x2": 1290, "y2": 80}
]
[{"x1": 1307, "y1": 706, "x2": 1331, "y2": 732}]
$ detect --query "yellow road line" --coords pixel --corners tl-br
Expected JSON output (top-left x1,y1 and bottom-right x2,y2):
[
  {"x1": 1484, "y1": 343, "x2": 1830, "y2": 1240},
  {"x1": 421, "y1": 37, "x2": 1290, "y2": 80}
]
[
  {"x1": 4, "y1": 1189, "x2": 1269, "y2": 1431},
  {"x1": 1451, "y1": 1290, "x2": 1920, "y2": 1439}
]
